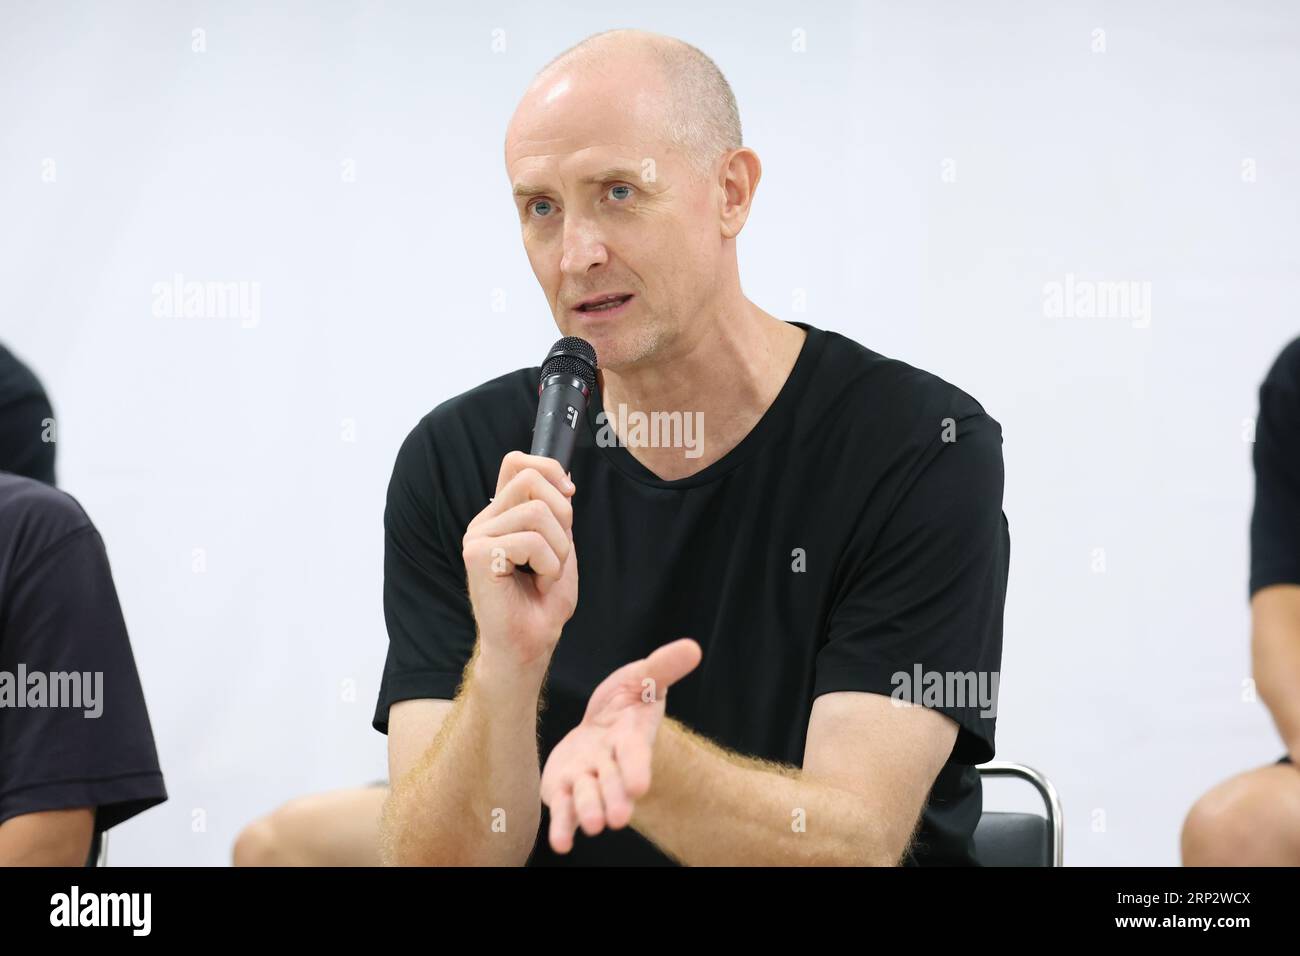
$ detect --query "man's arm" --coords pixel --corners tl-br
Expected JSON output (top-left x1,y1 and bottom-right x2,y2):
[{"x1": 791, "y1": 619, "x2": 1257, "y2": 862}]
[
  {"x1": 0, "y1": 808, "x2": 94, "y2": 866},
  {"x1": 1251, "y1": 584, "x2": 1300, "y2": 762},
  {"x1": 377, "y1": 449, "x2": 578, "y2": 867},
  {"x1": 629, "y1": 691, "x2": 957, "y2": 866},
  {"x1": 380, "y1": 644, "x2": 547, "y2": 866}
]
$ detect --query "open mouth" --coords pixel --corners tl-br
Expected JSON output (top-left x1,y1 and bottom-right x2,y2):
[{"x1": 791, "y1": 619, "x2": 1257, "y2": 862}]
[{"x1": 576, "y1": 294, "x2": 634, "y2": 313}]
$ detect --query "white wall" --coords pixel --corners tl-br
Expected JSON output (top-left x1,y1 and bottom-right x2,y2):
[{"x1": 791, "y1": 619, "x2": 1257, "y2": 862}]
[{"x1": 1, "y1": 0, "x2": 1295, "y2": 865}]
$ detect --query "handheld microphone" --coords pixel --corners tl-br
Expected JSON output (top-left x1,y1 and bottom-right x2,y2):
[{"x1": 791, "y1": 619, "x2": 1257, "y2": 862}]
[{"x1": 519, "y1": 336, "x2": 598, "y2": 575}]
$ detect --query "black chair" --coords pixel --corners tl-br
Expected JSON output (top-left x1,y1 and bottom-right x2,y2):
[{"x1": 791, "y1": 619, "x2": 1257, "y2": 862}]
[
  {"x1": 974, "y1": 761, "x2": 1063, "y2": 866},
  {"x1": 84, "y1": 823, "x2": 108, "y2": 867}
]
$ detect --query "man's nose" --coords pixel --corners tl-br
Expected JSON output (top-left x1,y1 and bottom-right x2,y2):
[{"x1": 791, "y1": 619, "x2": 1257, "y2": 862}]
[{"x1": 559, "y1": 213, "x2": 608, "y2": 276}]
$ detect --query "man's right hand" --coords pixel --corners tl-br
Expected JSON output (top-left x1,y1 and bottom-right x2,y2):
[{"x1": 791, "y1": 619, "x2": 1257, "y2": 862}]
[{"x1": 461, "y1": 451, "x2": 578, "y2": 677}]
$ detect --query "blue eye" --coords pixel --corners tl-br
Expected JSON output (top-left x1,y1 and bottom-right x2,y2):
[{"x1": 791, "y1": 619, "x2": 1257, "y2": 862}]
[
  {"x1": 608, "y1": 184, "x2": 632, "y2": 201},
  {"x1": 530, "y1": 199, "x2": 554, "y2": 218}
]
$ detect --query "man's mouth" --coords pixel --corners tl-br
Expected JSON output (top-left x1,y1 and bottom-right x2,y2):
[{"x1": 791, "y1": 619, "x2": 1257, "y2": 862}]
[{"x1": 576, "y1": 294, "x2": 634, "y2": 313}]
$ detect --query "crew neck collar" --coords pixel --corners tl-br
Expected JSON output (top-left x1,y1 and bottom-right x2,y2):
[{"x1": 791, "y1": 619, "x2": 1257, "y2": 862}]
[{"x1": 584, "y1": 321, "x2": 826, "y2": 489}]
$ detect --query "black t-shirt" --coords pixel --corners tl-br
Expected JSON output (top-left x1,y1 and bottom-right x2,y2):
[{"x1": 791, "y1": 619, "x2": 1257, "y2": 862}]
[
  {"x1": 1251, "y1": 337, "x2": 1300, "y2": 596},
  {"x1": 0, "y1": 473, "x2": 167, "y2": 836},
  {"x1": 0, "y1": 344, "x2": 56, "y2": 486},
  {"x1": 374, "y1": 321, "x2": 1009, "y2": 865}
]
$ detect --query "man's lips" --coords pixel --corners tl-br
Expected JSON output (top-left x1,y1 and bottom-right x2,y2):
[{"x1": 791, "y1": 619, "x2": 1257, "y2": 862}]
[{"x1": 573, "y1": 293, "x2": 635, "y2": 313}]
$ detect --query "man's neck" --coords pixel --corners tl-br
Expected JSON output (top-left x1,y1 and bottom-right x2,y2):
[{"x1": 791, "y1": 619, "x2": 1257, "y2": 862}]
[{"x1": 596, "y1": 304, "x2": 807, "y2": 482}]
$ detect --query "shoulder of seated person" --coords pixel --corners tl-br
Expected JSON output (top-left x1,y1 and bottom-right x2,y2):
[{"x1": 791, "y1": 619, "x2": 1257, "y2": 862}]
[
  {"x1": 1264, "y1": 336, "x2": 1300, "y2": 393},
  {"x1": 401, "y1": 366, "x2": 538, "y2": 455},
  {"x1": 0, "y1": 473, "x2": 94, "y2": 540},
  {"x1": 836, "y1": 343, "x2": 1000, "y2": 433}
]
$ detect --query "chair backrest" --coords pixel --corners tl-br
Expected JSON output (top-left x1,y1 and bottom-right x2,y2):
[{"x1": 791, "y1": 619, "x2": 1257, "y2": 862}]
[
  {"x1": 85, "y1": 828, "x2": 108, "y2": 867},
  {"x1": 974, "y1": 761, "x2": 1063, "y2": 866}
]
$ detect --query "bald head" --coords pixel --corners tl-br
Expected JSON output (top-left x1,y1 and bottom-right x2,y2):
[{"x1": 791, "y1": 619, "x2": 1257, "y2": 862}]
[
  {"x1": 524, "y1": 29, "x2": 741, "y2": 181},
  {"x1": 504, "y1": 30, "x2": 761, "y2": 372}
]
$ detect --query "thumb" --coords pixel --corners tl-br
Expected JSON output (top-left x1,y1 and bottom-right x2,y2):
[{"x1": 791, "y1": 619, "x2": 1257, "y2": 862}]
[{"x1": 641, "y1": 638, "x2": 703, "y2": 701}]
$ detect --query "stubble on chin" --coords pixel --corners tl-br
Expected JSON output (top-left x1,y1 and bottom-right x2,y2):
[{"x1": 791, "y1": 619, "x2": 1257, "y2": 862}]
[{"x1": 582, "y1": 320, "x2": 668, "y2": 374}]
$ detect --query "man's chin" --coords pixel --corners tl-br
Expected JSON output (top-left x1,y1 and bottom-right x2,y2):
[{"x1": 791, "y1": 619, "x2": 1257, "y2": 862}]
[{"x1": 556, "y1": 321, "x2": 636, "y2": 370}]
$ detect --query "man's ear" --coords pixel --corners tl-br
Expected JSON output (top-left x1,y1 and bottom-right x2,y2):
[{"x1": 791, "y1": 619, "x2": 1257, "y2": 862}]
[{"x1": 718, "y1": 148, "x2": 762, "y2": 239}]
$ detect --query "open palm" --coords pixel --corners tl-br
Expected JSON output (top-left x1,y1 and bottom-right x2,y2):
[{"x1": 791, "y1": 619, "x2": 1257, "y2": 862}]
[{"x1": 540, "y1": 638, "x2": 702, "y2": 853}]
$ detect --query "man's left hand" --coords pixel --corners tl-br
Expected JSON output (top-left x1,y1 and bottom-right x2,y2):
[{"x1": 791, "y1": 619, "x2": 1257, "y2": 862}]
[{"x1": 540, "y1": 637, "x2": 703, "y2": 853}]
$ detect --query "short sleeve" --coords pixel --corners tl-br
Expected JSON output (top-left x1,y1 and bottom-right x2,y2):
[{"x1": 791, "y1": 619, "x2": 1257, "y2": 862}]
[
  {"x1": 0, "y1": 527, "x2": 167, "y2": 831},
  {"x1": 1250, "y1": 356, "x2": 1300, "y2": 596},
  {"x1": 814, "y1": 407, "x2": 1010, "y2": 765},
  {"x1": 372, "y1": 422, "x2": 478, "y2": 733}
]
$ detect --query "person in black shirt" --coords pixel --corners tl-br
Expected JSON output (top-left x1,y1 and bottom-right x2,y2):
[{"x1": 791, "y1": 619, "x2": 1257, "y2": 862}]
[
  {"x1": 1181, "y1": 336, "x2": 1300, "y2": 866},
  {"x1": 0, "y1": 345, "x2": 167, "y2": 865},
  {"x1": 0, "y1": 344, "x2": 56, "y2": 486},
  {"x1": 375, "y1": 29, "x2": 1009, "y2": 866}
]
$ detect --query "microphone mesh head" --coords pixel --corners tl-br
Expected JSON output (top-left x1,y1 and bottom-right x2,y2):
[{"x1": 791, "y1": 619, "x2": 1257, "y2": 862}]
[{"x1": 540, "y1": 336, "x2": 598, "y2": 393}]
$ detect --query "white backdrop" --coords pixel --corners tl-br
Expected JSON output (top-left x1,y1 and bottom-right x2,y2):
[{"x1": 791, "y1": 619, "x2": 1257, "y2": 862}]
[{"x1": 1, "y1": 0, "x2": 1296, "y2": 865}]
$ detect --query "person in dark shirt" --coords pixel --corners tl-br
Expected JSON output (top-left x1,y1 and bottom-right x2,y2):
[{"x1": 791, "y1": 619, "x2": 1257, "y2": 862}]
[
  {"x1": 374, "y1": 28, "x2": 1008, "y2": 867},
  {"x1": 1181, "y1": 336, "x2": 1300, "y2": 865},
  {"x1": 0, "y1": 344, "x2": 56, "y2": 486},
  {"x1": 0, "y1": 344, "x2": 167, "y2": 865},
  {"x1": 236, "y1": 28, "x2": 1010, "y2": 869}
]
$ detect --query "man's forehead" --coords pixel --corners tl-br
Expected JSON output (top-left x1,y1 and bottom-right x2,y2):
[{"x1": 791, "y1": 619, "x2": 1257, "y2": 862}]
[
  {"x1": 506, "y1": 116, "x2": 659, "y2": 173},
  {"x1": 505, "y1": 64, "x2": 670, "y2": 179}
]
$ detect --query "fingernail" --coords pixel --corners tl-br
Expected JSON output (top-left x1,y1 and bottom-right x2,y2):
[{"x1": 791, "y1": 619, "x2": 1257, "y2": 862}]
[{"x1": 565, "y1": 480, "x2": 575, "y2": 493}]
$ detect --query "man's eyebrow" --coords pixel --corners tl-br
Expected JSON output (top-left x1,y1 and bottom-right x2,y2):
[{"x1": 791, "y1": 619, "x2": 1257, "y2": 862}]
[{"x1": 512, "y1": 166, "x2": 647, "y2": 198}]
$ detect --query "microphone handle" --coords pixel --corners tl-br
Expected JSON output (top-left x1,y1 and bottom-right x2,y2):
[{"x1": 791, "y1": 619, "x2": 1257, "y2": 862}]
[{"x1": 519, "y1": 374, "x2": 587, "y2": 575}]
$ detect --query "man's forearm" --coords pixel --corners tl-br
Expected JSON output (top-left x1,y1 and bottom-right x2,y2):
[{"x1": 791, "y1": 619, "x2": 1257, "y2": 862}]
[
  {"x1": 628, "y1": 719, "x2": 905, "y2": 866},
  {"x1": 381, "y1": 645, "x2": 547, "y2": 865}
]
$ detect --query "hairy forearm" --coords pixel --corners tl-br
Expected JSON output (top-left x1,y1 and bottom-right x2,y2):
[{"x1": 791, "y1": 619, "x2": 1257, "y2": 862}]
[
  {"x1": 381, "y1": 646, "x2": 546, "y2": 866},
  {"x1": 1252, "y1": 598, "x2": 1300, "y2": 761},
  {"x1": 629, "y1": 719, "x2": 904, "y2": 866}
]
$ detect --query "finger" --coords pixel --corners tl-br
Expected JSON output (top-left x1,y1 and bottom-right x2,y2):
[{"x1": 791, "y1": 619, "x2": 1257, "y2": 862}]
[
  {"x1": 548, "y1": 785, "x2": 578, "y2": 854},
  {"x1": 640, "y1": 638, "x2": 704, "y2": 702},
  {"x1": 495, "y1": 450, "x2": 576, "y2": 500},
  {"x1": 613, "y1": 732, "x2": 653, "y2": 799},
  {"x1": 467, "y1": 530, "x2": 561, "y2": 578},
  {"x1": 474, "y1": 466, "x2": 574, "y2": 537},
  {"x1": 473, "y1": 499, "x2": 570, "y2": 572},
  {"x1": 571, "y1": 772, "x2": 606, "y2": 837},
  {"x1": 596, "y1": 752, "x2": 633, "y2": 829},
  {"x1": 533, "y1": 530, "x2": 577, "y2": 596}
]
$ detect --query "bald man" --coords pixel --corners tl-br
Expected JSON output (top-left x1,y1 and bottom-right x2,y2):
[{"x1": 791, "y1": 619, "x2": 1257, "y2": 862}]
[
  {"x1": 237, "y1": 28, "x2": 1008, "y2": 868},
  {"x1": 366, "y1": 28, "x2": 1009, "y2": 868}
]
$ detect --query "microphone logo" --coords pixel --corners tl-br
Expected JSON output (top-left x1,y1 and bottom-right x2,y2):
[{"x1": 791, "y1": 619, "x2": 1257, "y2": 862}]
[{"x1": 565, "y1": 405, "x2": 579, "y2": 430}]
